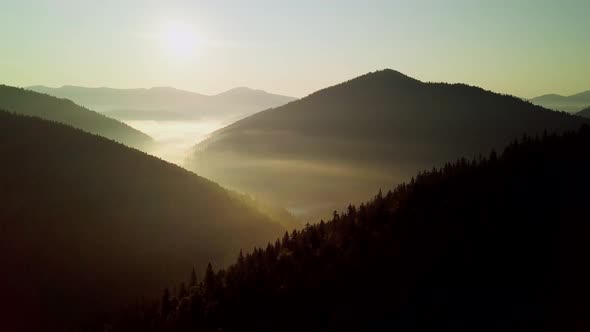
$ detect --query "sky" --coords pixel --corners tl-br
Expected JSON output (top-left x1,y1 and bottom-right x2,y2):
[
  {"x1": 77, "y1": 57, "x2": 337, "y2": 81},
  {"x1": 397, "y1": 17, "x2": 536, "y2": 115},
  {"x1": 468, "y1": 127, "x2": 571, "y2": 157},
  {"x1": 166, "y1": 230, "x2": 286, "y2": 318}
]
[{"x1": 1, "y1": 0, "x2": 588, "y2": 98}]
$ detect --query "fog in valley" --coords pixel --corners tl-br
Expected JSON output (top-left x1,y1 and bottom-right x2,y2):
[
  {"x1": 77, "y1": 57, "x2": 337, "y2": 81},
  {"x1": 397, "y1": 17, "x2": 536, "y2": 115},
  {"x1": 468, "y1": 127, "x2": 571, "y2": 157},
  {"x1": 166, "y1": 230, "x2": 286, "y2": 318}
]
[
  {"x1": 29, "y1": 85, "x2": 297, "y2": 166},
  {"x1": 128, "y1": 119, "x2": 223, "y2": 165},
  {"x1": 3, "y1": 1, "x2": 590, "y2": 331}
]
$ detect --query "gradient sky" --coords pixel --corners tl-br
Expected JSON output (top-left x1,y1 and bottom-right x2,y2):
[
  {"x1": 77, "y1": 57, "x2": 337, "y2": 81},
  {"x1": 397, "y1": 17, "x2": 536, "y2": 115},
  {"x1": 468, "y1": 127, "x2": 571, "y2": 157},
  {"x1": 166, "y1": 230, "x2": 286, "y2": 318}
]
[{"x1": 1, "y1": 0, "x2": 588, "y2": 98}]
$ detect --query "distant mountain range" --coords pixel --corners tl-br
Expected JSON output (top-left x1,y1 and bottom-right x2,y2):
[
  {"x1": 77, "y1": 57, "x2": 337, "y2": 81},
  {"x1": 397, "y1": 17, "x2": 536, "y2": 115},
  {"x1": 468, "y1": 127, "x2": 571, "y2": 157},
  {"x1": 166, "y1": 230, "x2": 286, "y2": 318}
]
[
  {"x1": 0, "y1": 110, "x2": 285, "y2": 331},
  {"x1": 0, "y1": 84, "x2": 152, "y2": 149},
  {"x1": 189, "y1": 69, "x2": 589, "y2": 218},
  {"x1": 28, "y1": 85, "x2": 297, "y2": 122},
  {"x1": 530, "y1": 90, "x2": 590, "y2": 113}
]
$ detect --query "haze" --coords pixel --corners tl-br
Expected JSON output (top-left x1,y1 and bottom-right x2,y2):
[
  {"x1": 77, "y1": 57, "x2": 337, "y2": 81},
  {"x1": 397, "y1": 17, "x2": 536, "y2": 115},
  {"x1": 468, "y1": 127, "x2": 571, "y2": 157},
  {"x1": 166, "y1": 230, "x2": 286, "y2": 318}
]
[
  {"x1": 3, "y1": 1, "x2": 590, "y2": 330},
  {"x1": 1, "y1": 0, "x2": 589, "y2": 99}
]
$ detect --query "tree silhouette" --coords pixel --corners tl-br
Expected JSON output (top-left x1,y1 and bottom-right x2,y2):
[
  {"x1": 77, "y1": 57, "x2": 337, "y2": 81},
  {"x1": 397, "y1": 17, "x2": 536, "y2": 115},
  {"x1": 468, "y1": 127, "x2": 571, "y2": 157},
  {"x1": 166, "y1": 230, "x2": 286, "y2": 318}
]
[{"x1": 99, "y1": 125, "x2": 590, "y2": 332}]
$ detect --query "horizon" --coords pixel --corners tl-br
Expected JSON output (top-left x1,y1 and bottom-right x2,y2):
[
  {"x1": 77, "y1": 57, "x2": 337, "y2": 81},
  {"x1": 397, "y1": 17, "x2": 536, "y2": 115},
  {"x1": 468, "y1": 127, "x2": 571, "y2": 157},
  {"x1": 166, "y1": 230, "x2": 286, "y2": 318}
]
[
  {"x1": 18, "y1": 70, "x2": 590, "y2": 100},
  {"x1": 3, "y1": 1, "x2": 590, "y2": 330},
  {"x1": 25, "y1": 83, "x2": 295, "y2": 98},
  {"x1": 2, "y1": 0, "x2": 589, "y2": 99}
]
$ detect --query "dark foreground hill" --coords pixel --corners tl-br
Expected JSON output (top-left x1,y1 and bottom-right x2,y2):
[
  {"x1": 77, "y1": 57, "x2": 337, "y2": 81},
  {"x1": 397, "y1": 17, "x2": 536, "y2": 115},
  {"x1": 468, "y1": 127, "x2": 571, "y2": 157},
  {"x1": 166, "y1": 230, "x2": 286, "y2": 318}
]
[
  {"x1": 530, "y1": 90, "x2": 590, "y2": 113},
  {"x1": 0, "y1": 84, "x2": 152, "y2": 149},
  {"x1": 189, "y1": 70, "x2": 588, "y2": 218},
  {"x1": 0, "y1": 111, "x2": 284, "y2": 331},
  {"x1": 103, "y1": 126, "x2": 590, "y2": 332}
]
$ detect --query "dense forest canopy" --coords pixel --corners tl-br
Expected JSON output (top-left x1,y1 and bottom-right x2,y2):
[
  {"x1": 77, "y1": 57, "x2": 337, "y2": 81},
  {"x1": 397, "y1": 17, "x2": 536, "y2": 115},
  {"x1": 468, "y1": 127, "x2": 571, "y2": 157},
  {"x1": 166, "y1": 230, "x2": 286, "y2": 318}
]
[
  {"x1": 0, "y1": 84, "x2": 152, "y2": 149},
  {"x1": 189, "y1": 70, "x2": 589, "y2": 219},
  {"x1": 3, "y1": 2, "x2": 590, "y2": 331},
  {"x1": 0, "y1": 111, "x2": 285, "y2": 331},
  {"x1": 103, "y1": 126, "x2": 590, "y2": 332}
]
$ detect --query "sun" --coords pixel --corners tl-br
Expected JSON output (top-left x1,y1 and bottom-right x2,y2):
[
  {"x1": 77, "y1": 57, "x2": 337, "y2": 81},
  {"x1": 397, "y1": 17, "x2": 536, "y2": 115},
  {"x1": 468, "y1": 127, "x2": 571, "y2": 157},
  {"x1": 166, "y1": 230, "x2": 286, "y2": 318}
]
[{"x1": 158, "y1": 20, "x2": 203, "y2": 59}]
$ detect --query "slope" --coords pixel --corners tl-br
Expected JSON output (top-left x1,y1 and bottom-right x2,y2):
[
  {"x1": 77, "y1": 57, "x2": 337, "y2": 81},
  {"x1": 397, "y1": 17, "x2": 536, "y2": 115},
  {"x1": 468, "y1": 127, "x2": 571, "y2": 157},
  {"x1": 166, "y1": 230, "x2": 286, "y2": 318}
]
[
  {"x1": 0, "y1": 111, "x2": 284, "y2": 331},
  {"x1": 576, "y1": 106, "x2": 590, "y2": 118},
  {"x1": 189, "y1": 69, "x2": 589, "y2": 218},
  {"x1": 106, "y1": 126, "x2": 590, "y2": 332},
  {"x1": 0, "y1": 84, "x2": 152, "y2": 149}
]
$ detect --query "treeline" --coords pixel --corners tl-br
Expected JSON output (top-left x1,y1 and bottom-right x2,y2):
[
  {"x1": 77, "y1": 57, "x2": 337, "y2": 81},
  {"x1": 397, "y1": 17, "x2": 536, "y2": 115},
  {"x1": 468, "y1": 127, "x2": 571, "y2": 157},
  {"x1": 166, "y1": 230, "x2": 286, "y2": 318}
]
[
  {"x1": 189, "y1": 69, "x2": 589, "y2": 220},
  {"x1": 94, "y1": 126, "x2": 590, "y2": 331}
]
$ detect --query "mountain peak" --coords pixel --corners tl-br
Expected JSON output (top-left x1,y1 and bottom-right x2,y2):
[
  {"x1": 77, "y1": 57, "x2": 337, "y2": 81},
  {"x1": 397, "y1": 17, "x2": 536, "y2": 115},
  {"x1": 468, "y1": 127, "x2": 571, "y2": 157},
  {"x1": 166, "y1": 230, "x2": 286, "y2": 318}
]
[
  {"x1": 190, "y1": 70, "x2": 588, "y2": 220},
  {"x1": 146, "y1": 86, "x2": 204, "y2": 96},
  {"x1": 302, "y1": 69, "x2": 422, "y2": 100},
  {"x1": 216, "y1": 87, "x2": 266, "y2": 96},
  {"x1": 377, "y1": 68, "x2": 415, "y2": 77},
  {"x1": 149, "y1": 86, "x2": 180, "y2": 91},
  {"x1": 339, "y1": 69, "x2": 422, "y2": 89},
  {"x1": 213, "y1": 87, "x2": 297, "y2": 103},
  {"x1": 361, "y1": 69, "x2": 421, "y2": 82}
]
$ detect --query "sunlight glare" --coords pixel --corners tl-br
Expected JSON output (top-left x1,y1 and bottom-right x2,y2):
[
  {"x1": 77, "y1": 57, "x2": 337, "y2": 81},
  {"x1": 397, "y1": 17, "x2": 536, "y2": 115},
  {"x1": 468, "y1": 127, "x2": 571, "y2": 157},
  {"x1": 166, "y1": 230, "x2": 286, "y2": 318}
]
[{"x1": 158, "y1": 20, "x2": 203, "y2": 59}]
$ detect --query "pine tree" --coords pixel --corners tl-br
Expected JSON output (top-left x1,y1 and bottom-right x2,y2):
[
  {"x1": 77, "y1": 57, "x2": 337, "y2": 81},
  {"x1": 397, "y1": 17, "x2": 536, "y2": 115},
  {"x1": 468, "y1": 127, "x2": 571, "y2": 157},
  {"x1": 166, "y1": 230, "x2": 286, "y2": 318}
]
[
  {"x1": 161, "y1": 288, "x2": 171, "y2": 318},
  {"x1": 179, "y1": 282, "x2": 188, "y2": 298},
  {"x1": 204, "y1": 263, "x2": 216, "y2": 298},
  {"x1": 190, "y1": 267, "x2": 198, "y2": 287}
]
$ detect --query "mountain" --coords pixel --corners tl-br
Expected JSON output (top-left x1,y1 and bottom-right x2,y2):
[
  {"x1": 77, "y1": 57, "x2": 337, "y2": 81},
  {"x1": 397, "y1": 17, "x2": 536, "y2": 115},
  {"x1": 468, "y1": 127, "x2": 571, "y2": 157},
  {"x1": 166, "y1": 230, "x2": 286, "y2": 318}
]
[
  {"x1": 27, "y1": 85, "x2": 297, "y2": 122},
  {"x1": 577, "y1": 106, "x2": 590, "y2": 118},
  {"x1": 530, "y1": 90, "x2": 590, "y2": 113},
  {"x1": 212, "y1": 87, "x2": 298, "y2": 112},
  {"x1": 101, "y1": 126, "x2": 590, "y2": 332},
  {"x1": 188, "y1": 69, "x2": 589, "y2": 218},
  {"x1": 0, "y1": 84, "x2": 152, "y2": 149},
  {"x1": 0, "y1": 111, "x2": 284, "y2": 331}
]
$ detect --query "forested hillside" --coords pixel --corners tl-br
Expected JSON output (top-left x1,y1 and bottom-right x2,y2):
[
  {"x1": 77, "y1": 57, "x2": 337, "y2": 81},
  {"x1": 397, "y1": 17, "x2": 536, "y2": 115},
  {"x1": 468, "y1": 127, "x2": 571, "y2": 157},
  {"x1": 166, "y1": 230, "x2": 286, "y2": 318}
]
[
  {"x1": 189, "y1": 70, "x2": 589, "y2": 218},
  {"x1": 577, "y1": 106, "x2": 590, "y2": 118},
  {"x1": 0, "y1": 111, "x2": 284, "y2": 331},
  {"x1": 109, "y1": 126, "x2": 590, "y2": 332},
  {"x1": 0, "y1": 84, "x2": 152, "y2": 149}
]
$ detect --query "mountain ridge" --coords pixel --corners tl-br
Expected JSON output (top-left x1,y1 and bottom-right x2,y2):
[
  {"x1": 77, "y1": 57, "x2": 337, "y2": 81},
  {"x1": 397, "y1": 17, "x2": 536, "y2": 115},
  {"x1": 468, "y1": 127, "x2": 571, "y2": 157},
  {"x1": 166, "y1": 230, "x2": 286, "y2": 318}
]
[
  {"x1": 0, "y1": 110, "x2": 285, "y2": 331},
  {"x1": 0, "y1": 84, "x2": 152, "y2": 149},
  {"x1": 29, "y1": 84, "x2": 291, "y2": 98},
  {"x1": 190, "y1": 69, "x2": 589, "y2": 219},
  {"x1": 27, "y1": 84, "x2": 297, "y2": 122}
]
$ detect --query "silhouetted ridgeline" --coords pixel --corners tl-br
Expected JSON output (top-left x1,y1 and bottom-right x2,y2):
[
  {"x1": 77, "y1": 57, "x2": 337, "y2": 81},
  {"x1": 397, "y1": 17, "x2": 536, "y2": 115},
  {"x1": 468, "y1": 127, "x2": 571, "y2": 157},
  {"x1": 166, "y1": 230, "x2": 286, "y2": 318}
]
[
  {"x1": 0, "y1": 84, "x2": 152, "y2": 149},
  {"x1": 0, "y1": 111, "x2": 284, "y2": 331},
  {"x1": 101, "y1": 126, "x2": 590, "y2": 332},
  {"x1": 189, "y1": 69, "x2": 589, "y2": 219}
]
